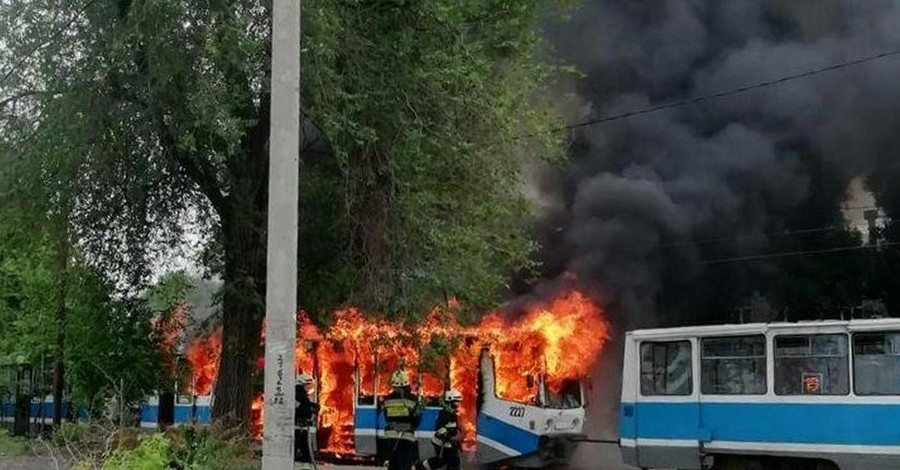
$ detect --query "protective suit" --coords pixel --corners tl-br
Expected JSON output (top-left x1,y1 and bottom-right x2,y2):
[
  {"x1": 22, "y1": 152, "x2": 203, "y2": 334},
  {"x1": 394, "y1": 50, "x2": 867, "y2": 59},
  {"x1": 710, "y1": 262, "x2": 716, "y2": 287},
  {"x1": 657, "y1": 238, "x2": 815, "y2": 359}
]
[
  {"x1": 413, "y1": 390, "x2": 462, "y2": 470},
  {"x1": 381, "y1": 370, "x2": 421, "y2": 470},
  {"x1": 294, "y1": 373, "x2": 319, "y2": 469}
]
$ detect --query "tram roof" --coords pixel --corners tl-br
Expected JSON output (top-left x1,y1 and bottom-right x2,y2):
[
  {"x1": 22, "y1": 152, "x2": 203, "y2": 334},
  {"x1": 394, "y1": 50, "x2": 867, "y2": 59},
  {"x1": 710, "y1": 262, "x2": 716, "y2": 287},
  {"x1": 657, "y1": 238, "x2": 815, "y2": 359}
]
[{"x1": 627, "y1": 317, "x2": 900, "y2": 340}]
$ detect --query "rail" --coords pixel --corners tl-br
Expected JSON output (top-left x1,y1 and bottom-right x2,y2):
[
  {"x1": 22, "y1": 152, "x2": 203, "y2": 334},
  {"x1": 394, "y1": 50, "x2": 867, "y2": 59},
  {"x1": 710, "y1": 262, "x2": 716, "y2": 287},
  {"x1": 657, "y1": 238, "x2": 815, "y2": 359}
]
[{"x1": 567, "y1": 437, "x2": 619, "y2": 444}]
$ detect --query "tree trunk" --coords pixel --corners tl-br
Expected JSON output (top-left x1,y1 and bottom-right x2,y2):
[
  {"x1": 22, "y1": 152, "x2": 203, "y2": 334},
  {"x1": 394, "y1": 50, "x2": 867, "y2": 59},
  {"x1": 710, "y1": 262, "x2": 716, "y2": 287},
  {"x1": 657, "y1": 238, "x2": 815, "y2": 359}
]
[
  {"x1": 209, "y1": 90, "x2": 270, "y2": 427},
  {"x1": 211, "y1": 190, "x2": 268, "y2": 426},
  {"x1": 52, "y1": 224, "x2": 68, "y2": 427}
]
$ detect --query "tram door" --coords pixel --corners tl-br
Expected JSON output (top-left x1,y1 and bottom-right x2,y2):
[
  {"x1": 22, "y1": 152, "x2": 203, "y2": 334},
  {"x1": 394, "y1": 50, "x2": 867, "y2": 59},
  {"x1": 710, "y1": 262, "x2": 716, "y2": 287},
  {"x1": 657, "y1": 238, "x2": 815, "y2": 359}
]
[
  {"x1": 354, "y1": 356, "x2": 379, "y2": 456},
  {"x1": 633, "y1": 338, "x2": 702, "y2": 469}
]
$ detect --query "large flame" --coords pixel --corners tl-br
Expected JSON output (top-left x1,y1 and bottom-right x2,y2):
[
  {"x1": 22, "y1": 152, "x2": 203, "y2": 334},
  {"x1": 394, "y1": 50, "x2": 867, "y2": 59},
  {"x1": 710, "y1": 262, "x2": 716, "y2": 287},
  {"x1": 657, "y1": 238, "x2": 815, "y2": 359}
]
[
  {"x1": 181, "y1": 288, "x2": 608, "y2": 455},
  {"x1": 185, "y1": 326, "x2": 222, "y2": 395}
]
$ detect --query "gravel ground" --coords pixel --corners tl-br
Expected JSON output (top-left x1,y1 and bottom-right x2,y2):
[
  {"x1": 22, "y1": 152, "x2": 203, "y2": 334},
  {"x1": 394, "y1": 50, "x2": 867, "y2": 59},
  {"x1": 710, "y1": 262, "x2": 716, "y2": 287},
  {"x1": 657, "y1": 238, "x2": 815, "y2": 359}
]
[{"x1": 0, "y1": 456, "x2": 68, "y2": 470}]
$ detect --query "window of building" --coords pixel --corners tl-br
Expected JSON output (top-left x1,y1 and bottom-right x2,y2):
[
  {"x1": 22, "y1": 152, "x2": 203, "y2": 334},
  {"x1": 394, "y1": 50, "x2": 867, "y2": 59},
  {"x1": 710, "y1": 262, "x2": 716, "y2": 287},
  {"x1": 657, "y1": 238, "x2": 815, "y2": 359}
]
[
  {"x1": 854, "y1": 332, "x2": 900, "y2": 395},
  {"x1": 701, "y1": 335, "x2": 766, "y2": 395},
  {"x1": 774, "y1": 334, "x2": 849, "y2": 395},
  {"x1": 640, "y1": 341, "x2": 692, "y2": 396}
]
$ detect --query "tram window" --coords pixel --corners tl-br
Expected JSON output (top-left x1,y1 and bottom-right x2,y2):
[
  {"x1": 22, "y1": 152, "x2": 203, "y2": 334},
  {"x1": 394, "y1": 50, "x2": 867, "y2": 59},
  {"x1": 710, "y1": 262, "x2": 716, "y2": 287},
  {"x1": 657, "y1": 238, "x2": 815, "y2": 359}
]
[
  {"x1": 640, "y1": 341, "x2": 692, "y2": 396},
  {"x1": 357, "y1": 362, "x2": 376, "y2": 406},
  {"x1": 701, "y1": 335, "x2": 766, "y2": 395},
  {"x1": 774, "y1": 334, "x2": 849, "y2": 395},
  {"x1": 854, "y1": 332, "x2": 900, "y2": 395},
  {"x1": 418, "y1": 371, "x2": 445, "y2": 407},
  {"x1": 544, "y1": 378, "x2": 582, "y2": 409}
]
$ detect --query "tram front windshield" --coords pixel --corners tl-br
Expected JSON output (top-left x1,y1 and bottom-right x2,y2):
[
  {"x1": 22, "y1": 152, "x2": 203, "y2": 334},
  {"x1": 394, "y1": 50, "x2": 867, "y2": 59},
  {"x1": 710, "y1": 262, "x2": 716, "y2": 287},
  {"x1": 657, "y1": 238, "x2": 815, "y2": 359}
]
[{"x1": 544, "y1": 378, "x2": 582, "y2": 409}]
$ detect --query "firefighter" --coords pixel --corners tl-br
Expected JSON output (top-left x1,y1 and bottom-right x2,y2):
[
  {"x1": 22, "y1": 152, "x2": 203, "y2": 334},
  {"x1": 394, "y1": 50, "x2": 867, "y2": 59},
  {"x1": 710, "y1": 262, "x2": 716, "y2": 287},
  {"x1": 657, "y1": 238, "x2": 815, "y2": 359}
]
[
  {"x1": 381, "y1": 369, "x2": 421, "y2": 470},
  {"x1": 413, "y1": 390, "x2": 462, "y2": 470},
  {"x1": 295, "y1": 372, "x2": 319, "y2": 469}
]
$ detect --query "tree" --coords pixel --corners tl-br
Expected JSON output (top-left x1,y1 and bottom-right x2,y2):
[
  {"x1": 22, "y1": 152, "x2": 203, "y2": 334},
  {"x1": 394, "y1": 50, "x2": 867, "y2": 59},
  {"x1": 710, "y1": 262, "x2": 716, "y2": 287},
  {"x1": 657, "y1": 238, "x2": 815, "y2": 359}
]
[
  {"x1": 0, "y1": 162, "x2": 75, "y2": 425},
  {"x1": 0, "y1": 215, "x2": 167, "y2": 415},
  {"x1": 64, "y1": 278, "x2": 165, "y2": 412},
  {"x1": 0, "y1": 0, "x2": 571, "y2": 424},
  {"x1": 0, "y1": 230, "x2": 57, "y2": 373}
]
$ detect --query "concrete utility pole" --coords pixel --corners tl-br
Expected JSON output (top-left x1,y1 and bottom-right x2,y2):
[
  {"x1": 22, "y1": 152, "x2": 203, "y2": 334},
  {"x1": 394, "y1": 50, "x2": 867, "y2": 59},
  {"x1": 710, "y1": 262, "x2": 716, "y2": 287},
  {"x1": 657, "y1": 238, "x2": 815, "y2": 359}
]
[{"x1": 262, "y1": 0, "x2": 300, "y2": 465}]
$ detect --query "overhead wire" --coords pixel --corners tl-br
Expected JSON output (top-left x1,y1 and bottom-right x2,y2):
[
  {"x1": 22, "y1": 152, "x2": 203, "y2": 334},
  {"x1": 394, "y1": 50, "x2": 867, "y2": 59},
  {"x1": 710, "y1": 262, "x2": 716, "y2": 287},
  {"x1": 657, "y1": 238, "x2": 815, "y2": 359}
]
[
  {"x1": 537, "y1": 49, "x2": 900, "y2": 263},
  {"x1": 656, "y1": 225, "x2": 858, "y2": 249},
  {"x1": 698, "y1": 242, "x2": 900, "y2": 265},
  {"x1": 549, "y1": 48, "x2": 900, "y2": 132}
]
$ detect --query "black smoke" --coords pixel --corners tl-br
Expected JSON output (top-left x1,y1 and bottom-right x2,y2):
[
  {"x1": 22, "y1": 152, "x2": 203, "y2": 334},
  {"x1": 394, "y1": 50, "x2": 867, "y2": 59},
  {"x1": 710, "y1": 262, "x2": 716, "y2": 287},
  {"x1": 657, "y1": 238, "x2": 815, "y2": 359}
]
[
  {"x1": 528, "y1": 0, "x2": 900, "y2": 331},
  {"x1": 520, "y1": 3, "x2": 900, "y2": 461}
]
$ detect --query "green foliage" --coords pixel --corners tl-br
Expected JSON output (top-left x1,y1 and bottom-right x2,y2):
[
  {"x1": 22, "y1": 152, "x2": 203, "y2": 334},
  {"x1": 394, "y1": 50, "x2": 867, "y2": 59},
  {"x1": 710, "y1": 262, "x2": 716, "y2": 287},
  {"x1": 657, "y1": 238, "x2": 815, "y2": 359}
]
[
  {"x1": 147, "y1": 271, "x2": 194, "y2": 316},
  {"x1": 0, "y1": 0, "x2": 575, "y2": 419},
  {"x1": 101, "y1": 433, "x2": 171, "y2": 470},
  {"x1": 0, "y1": 0, "x2": 571, "y2": 317},
  {"x1": 299, "y1": 0, "x2": 571, "y2": 316},
  {"x1": 88, "y1": 427, "x2": 257, "y2": 470},
  {"x1": 168, "y1": 426, "x2": 258, "y2": 470},
  {"x1": 0, "y1": 208, "x2": 169, "y2": 405},
  {"x1": 0, "y1": 230, "x2": 56, "y2": 368},
  {"x1": 0, "y1": 429, "x2": 29, "y2": 456},
  {"x1": 52, "y1": 422, "x2": 89, "y2": 447},
  {"x1": 66, "y1": 295, "x2": 167, "y2": 406}
]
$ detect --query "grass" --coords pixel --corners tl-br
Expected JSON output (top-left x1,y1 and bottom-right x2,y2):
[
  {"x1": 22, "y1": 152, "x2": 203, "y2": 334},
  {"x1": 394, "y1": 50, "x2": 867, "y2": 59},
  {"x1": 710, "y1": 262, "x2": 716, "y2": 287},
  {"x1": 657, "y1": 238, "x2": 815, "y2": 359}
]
[{"x1": 0, "y1": 429, "x2": 29, "y2": 456}]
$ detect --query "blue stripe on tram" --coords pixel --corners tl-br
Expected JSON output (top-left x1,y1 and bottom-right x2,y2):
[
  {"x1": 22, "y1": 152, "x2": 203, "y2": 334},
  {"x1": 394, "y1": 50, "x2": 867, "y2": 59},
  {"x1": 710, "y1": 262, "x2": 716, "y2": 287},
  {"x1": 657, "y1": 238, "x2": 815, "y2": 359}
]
[
  {"x1": 622, "y1": 401, "x2": 900, "y2": 446},
  {"x1": 476, "y1": 414, "x2": 540, "y2": 455},
  {"x1": 354, "y1": 406, "x2": 440, "y2": 432}
]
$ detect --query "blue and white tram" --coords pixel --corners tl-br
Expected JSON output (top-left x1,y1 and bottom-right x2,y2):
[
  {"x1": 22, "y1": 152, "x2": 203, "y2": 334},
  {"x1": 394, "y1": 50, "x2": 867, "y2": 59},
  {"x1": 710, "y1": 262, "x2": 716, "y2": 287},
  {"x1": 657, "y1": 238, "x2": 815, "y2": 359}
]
[
  {"x1": 473, "y1": 349, "x2": 586, "y2": 468},
  {"x1": 139, "y1": 394, "x2": 213, "y2": 427},
  {"x1": 354, "y1": 349, "x2": 587, "y2": 468},
  {"x1": 137, "y1": 348, "x2": 588, "y2": 468},
  {"x1": 0, "y1": 395, "x2": 87, "y2": 425},
  {"x1": 620, "y1": 319, "x2": 900, "y2": 470}
]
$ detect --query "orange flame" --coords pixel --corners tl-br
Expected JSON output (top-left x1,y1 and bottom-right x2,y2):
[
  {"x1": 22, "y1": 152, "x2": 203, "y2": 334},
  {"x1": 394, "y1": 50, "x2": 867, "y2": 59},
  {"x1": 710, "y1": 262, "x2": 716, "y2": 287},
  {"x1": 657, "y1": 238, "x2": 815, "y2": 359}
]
[
  {"x1": 151, "y1": 303, "x2": 187, "y2": 379},
  {"x1": 250, "y1": 393, "x2": 265, "y2": 437},
  {"x1": 185, "y1": 326, "x2": 222, "y2": 396},
  {"x1": 181, "y1": 288, "x2": 607, "y2": 455}
]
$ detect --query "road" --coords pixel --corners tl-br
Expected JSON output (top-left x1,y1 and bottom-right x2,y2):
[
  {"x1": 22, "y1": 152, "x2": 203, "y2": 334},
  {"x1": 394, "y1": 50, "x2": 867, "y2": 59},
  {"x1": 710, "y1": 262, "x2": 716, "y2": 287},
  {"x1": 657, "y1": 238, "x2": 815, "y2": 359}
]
[
  {"x1": 0, "y1": 444, "x2": 635, "y2": 470},
  {"x1": 319, "y1": 442, "x2": 635, "y2": 469}
]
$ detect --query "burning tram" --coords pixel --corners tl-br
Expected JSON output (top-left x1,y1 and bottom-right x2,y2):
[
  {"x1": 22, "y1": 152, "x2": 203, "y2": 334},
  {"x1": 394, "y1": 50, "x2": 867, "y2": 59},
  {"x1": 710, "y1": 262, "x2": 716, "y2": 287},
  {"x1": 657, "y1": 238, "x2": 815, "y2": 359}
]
[
  {"x1": 141, "y1": 289, "x2": 608, "y2": 468},
  {"x1": 140, "y1": 344, "x2": 589, "y2": 468},
  {"x1": 348, "y1": 347, "x2": 587, "y2": 468}
]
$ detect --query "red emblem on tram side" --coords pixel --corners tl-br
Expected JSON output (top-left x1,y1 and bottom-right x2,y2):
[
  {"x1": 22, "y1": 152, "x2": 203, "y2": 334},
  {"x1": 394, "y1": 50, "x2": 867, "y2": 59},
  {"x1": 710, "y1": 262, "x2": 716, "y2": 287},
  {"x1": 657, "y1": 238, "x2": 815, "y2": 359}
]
[{"x1": 802, "y1": 373, "x2": 822, "y2": 394}]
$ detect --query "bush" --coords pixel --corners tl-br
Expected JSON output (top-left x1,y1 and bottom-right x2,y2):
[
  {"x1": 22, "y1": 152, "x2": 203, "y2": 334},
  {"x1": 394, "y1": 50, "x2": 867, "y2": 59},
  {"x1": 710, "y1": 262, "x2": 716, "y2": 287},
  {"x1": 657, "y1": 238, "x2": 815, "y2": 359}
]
[
  {"x1": 79, "y1": 425, "x2": 258, "y2": 470},
  {"x1": 53, "y1": 422, "x2": 88, "y2": 447},
  {"x1": 169, "y1": 426, "x2": 258, "y2": 470},
  {"x1": 0, "y1": 429, "x2": 28, "y2": 456},
  {"x1": 101, "y1": 433, "x2": 170, "y2": 470}
]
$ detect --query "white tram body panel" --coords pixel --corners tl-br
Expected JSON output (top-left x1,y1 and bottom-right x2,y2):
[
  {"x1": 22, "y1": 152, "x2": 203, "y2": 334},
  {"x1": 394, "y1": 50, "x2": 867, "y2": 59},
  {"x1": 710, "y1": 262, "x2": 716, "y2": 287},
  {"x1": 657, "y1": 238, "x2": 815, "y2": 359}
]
[{"x1": 476, "y1": 351, "x2": 586, "y2": 468}]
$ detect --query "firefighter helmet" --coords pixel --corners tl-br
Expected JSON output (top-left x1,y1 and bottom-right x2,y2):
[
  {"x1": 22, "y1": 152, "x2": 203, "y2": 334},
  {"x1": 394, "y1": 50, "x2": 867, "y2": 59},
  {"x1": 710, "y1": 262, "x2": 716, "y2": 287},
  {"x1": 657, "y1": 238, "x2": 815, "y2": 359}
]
[
  {"x1": 297, "y1": 373, "x2": 314, "y2": 386},
  {"x1": 444, "y1": 389, "x2": 462, "y2": 403},
  {"x1": 390, "y1": 370, "x2": 409, "y2": 388}
]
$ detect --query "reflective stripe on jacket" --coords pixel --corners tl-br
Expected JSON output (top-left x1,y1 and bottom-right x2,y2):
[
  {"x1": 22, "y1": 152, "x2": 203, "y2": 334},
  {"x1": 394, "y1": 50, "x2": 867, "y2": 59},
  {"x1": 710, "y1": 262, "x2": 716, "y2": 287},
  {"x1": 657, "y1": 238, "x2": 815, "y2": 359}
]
[
  {"x1": 383, "y1": 388, "x2": 421, "y2": 441},
  {"x1": 384, "y1": 428, "x2": 416, "y2": 442},
  {"x1": 430, "y1": 408, "x2": 459, "y2": 448}
]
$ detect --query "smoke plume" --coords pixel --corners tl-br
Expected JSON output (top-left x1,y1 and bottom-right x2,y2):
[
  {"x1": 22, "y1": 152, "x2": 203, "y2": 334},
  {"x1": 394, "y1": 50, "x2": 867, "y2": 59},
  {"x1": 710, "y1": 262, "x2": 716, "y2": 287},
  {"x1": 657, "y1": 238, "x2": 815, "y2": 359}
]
[
  {"x1": 537, "y1": 0, "x2": 900, "y2": 328},
  {"x1": 529, "y1": 2, "x2": 900, "y2": 461}
]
